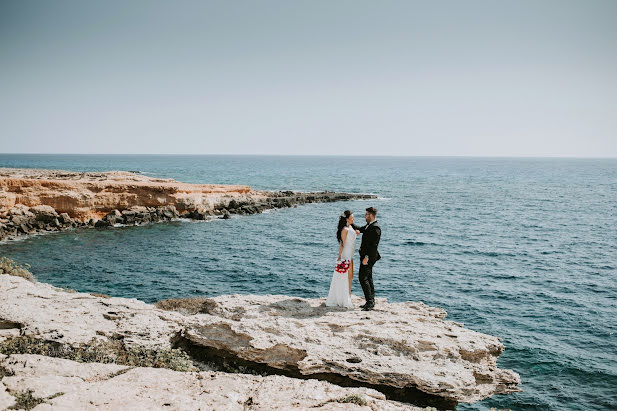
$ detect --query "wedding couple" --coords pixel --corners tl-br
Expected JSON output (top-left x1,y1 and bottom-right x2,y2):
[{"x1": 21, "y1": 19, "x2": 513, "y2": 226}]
[{"x1": 326, "y1": 206, "x2": 381, "y2": 311}]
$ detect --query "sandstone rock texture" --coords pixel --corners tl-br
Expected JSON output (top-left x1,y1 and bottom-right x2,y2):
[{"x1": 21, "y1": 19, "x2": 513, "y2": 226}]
[
  {"x1": 0, "y1": 168, "x2": 252, "y2": 221},
  {"x1": 0, "y1": 167, "x2": 376, "y2": 241},
  {"x1": 0, "y1": 275, "x2": 520, "y2": 409}
]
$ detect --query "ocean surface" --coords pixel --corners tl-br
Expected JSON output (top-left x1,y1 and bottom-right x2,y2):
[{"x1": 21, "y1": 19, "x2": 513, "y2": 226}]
[{"x1": 1, "y1": 154, "x2": 616, "y2": 410}]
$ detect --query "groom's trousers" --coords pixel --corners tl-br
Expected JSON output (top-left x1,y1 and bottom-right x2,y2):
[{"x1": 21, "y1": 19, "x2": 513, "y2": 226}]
[{"x1": 358, "y1": 261, "x2": 375, "y2": 305}]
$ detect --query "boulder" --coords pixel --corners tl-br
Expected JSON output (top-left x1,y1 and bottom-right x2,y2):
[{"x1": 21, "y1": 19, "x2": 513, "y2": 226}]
[
  {"x1": 8, "y1": 204, "x2": 30, "y2": 216},
  {"x1": 241, "y1": 205, "x2": 258, "y2": 214},
  {"x1": 94, "y1": 219, "x2": 111, "y2": 228},
  {"x1": 31, "y1": 205, "x2": 59, "y2": 223},
  {"x1": 103, "y1": 209, "x2": 122, "y2": 225},
  {"x1": 228, "y1": 200, "x2": 239, "y2": 210},
  {"x1": 193, "y1": 209, "x2": 207, "y2": 220},
  {"x1": 18, "y1": 223, "x2": 34, "y2": 234},
  {"x1": 138, "y1": 213, "x2": 152, "y2": 224},
  {"x1": 58, "y1": 213, "x2": 72, "y2": 225},
  {"x1": 10, "y1": 214, "x2": 32, "y2": 227},
  {"x1": 160, "y1": 205, "x2": 178, "y2": 219},
  {"x1": 1, "y1": 226, "x2": 17, "y2": 238},
  {"x1": 128, "y1": 205, "x2": 149, "y2": 218},
  {"x1": 121, "y1": 209, "x2": 137, "y2": 224}
]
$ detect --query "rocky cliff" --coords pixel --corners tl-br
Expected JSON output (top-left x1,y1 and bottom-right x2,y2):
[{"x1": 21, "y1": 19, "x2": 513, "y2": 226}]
[
  {"x1": 0, "y1": 168, "x2": 254, "y2": 220},
  {"x1": 0, "y1": 168, "x2": 376, "y2": 241},
  {"x1": 0, "y1": 275, "x2": 521, "y2": 409}
]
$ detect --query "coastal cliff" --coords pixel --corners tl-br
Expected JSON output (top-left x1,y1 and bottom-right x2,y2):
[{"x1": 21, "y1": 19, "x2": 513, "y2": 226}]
[
  {"x1": 0, "y1": 274, "x2": 520, "y2": 409},
  {"x1": 0, "y1": 168, "x2": 376, "y2": 241},
  {"x1": 0, "y1": 167, "x2": 521, "y2": 409}
]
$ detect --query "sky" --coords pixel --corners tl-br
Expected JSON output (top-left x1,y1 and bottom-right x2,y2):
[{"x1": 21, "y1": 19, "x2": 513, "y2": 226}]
[{"x1": 1, "y1": 0, "x2": 616, "y2": 157}]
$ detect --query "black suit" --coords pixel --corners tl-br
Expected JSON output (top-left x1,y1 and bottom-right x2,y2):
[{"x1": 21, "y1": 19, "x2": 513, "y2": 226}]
[{"x1": 353, "y1": 221, "x2": 381, "y2": 306}]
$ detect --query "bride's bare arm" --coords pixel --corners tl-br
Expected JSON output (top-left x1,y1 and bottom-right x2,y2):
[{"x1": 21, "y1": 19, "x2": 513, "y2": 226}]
[{"x1": 338, "y1": 229, "x2": 348, "y2": 260}]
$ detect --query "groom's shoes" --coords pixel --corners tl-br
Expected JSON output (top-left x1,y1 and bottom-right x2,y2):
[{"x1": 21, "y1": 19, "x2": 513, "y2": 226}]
[
  {"x1": 359, "y1": 302, "x2": 367, "y2": 309},
  {"x1": 362, "y1": 303, "x2": 375, "y2": 311}
]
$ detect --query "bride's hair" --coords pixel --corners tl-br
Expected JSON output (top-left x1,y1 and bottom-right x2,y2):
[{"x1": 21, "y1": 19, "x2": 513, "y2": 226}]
[{"x1": 336, "y1": 210, "x2": 352, "y2": 244}]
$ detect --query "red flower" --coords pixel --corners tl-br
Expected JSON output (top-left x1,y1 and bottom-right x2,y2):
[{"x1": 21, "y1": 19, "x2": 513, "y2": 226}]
[{"x1": 335, "y1": 260, "x2": 350, "y2": 273}]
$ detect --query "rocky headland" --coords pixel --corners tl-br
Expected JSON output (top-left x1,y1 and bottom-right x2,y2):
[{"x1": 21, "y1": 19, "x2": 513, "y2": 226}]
[
  {"x1": 0, "y1": 167, "x2": 521, "y2": 409},
  {"x1": 0, "y1": 274, "x2": 521, "y2": 410},
  {"x1": 0, "y1": 168, "x2": 376, "y2": 242}
]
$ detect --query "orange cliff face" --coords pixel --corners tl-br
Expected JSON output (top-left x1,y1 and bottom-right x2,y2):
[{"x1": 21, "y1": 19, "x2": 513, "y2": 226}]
[{"x1": 0, "y1": 168, "x2": 254, "y2": 221}]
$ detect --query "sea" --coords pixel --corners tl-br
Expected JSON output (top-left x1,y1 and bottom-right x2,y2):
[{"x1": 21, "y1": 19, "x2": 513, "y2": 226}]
[{"x1": 0, "y1": 154, "x2": 615, "y2": 410}]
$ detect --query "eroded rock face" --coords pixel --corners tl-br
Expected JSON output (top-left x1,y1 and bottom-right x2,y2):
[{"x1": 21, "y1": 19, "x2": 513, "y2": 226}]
[
  {"x1": 0, "y1": 276, "x2": 520, "y2": 408},
  {"x1": 0, "y1": 354, "x2": 417, "y2": 410},
  {"x1": 181, "y1": 295, "x2": 521, "y2": 406},
  {"x1": 0, "y1": 167, "x2": 376, "y2": 241},
  {"x1": 0, "y1": 168, "x2": 252, "y2": 220}
]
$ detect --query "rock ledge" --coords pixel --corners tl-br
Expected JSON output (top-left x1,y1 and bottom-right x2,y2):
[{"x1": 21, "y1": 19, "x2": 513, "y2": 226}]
[
  {"x1": 0, "y1": 167, "x2": 376, "y2": 241},
  {"x1": 0, "y1": 275, "x2": 520, "y2": 409}
]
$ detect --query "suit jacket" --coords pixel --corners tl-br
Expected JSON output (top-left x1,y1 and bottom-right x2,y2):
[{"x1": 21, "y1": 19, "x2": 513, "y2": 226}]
[{"x1": 353, "y1": 222, "x2": 381, "y2": 264}]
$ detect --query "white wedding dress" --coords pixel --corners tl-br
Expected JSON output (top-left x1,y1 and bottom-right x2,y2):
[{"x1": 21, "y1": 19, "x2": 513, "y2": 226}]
[{"x1": 326, "y1": 226, "x2": 356, "y2": 308}]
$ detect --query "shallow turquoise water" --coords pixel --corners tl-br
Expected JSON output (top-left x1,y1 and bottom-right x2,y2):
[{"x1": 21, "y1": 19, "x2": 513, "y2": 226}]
[{"x1": 1, "y1": 154, "x2": 616, "y2": 410}]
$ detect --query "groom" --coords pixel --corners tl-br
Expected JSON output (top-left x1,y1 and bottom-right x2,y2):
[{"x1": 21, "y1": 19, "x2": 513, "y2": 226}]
[{"x1": 354, "y1": 207, "x2": 381, "y2": 311}]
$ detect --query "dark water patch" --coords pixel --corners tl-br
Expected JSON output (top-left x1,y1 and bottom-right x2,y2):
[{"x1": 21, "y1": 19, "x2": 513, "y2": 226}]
[
  {"x1": 458, "y1": 249, "x2": 517, "y2": 258},
  {"x1": 404, "y1": 240, "x2": 435, "y2": 246}
]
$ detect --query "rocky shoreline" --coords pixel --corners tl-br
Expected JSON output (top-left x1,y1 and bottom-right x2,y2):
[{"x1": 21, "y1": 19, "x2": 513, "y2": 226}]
[
  {"x1": 0, "y1": 274, "x2": 521, "y2": 410},
  {"x1": 0, "y1": 167, "x2": 376, "y2": 242},
  {"x1": 0, "y1": 167, "x2": 521, "y2": 409}
]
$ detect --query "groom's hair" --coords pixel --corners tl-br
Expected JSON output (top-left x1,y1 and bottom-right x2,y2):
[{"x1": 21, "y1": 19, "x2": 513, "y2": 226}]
[{"x1": 366, "y1": 207, "x2": 377, "y2": 217}]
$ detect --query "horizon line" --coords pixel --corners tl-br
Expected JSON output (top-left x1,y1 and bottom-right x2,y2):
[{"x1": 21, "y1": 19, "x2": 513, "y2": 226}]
[{"x1": 1, "y1": 152, "x2": 617, "y2": 160}]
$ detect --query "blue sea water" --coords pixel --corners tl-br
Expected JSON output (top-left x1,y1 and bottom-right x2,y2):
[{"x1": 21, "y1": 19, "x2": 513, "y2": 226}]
[{"x1": 1, "y1": 154, "x2": 616, "y2": 410}]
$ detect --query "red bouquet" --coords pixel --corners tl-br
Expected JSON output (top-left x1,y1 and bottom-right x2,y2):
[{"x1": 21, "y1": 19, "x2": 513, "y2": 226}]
[{"x1": 335, "y1": 259, "x2": 351, "y2": 273}]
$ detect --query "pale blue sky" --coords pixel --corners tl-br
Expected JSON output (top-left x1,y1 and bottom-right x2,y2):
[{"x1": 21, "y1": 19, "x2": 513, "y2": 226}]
[{"x1": 1, "y1": 0, "x2": 616, "y2": 156}]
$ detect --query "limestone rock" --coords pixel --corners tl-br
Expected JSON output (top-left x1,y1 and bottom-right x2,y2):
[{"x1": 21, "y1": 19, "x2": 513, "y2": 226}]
[
  {"x1": 0, "y1": 167, "x2": 375, "y2": 222},
  {"x1": 103, "y1": 209, "x2": 122, "y2": 225},
  {"x1": 9, "y1": 214, "x2": 31, "y2": 227},
  {"x1": 0, "y1": 168, "x2": 252, "y2": 221},
  {"x1": 0, "y1": 168, "x2": 376, "y2": 242},
  {"x1": 0, "y1": 276, "x2": 520, "y2": 408},
  {"x1": 0, "y1": 276, "x2": 186, "y2": 348},
  {"x1": 0, "y1": 354, "x2": 418, "y2": 410},
  {"x1": 1, "y1": 354, "x2": 128, "y2": 399},
  {"x1": 0, "y1": 359, "x2": 16, "y2": 410},
  {"x1": 58, "y1": 212, "x2": 72, "y2": 225},
  {"x1": 0, "y1": 385, "x2": 15, "y2": 410},
  {"x1": 8, "y1": 204, "x2": 30, "y2": 216},
  {"x1": 182, "y1": 295, "x2": 521, "y2": 406},
  {"x1": 31, "y1": 205, "x2": 59, "y2": 223}
]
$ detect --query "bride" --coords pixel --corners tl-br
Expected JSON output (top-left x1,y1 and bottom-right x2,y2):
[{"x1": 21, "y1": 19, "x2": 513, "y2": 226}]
[{"x1": 326, "y1": 210, "x2": 359, "y2": 308}]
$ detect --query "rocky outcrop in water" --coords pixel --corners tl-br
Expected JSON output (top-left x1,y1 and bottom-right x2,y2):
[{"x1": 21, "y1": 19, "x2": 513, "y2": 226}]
[
  {"x1": 0, "y1": 275, "x2": 520, "y2": 409},
  {"x1": 0, "y1": 168, "x2": 376, "y2": 241}
]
